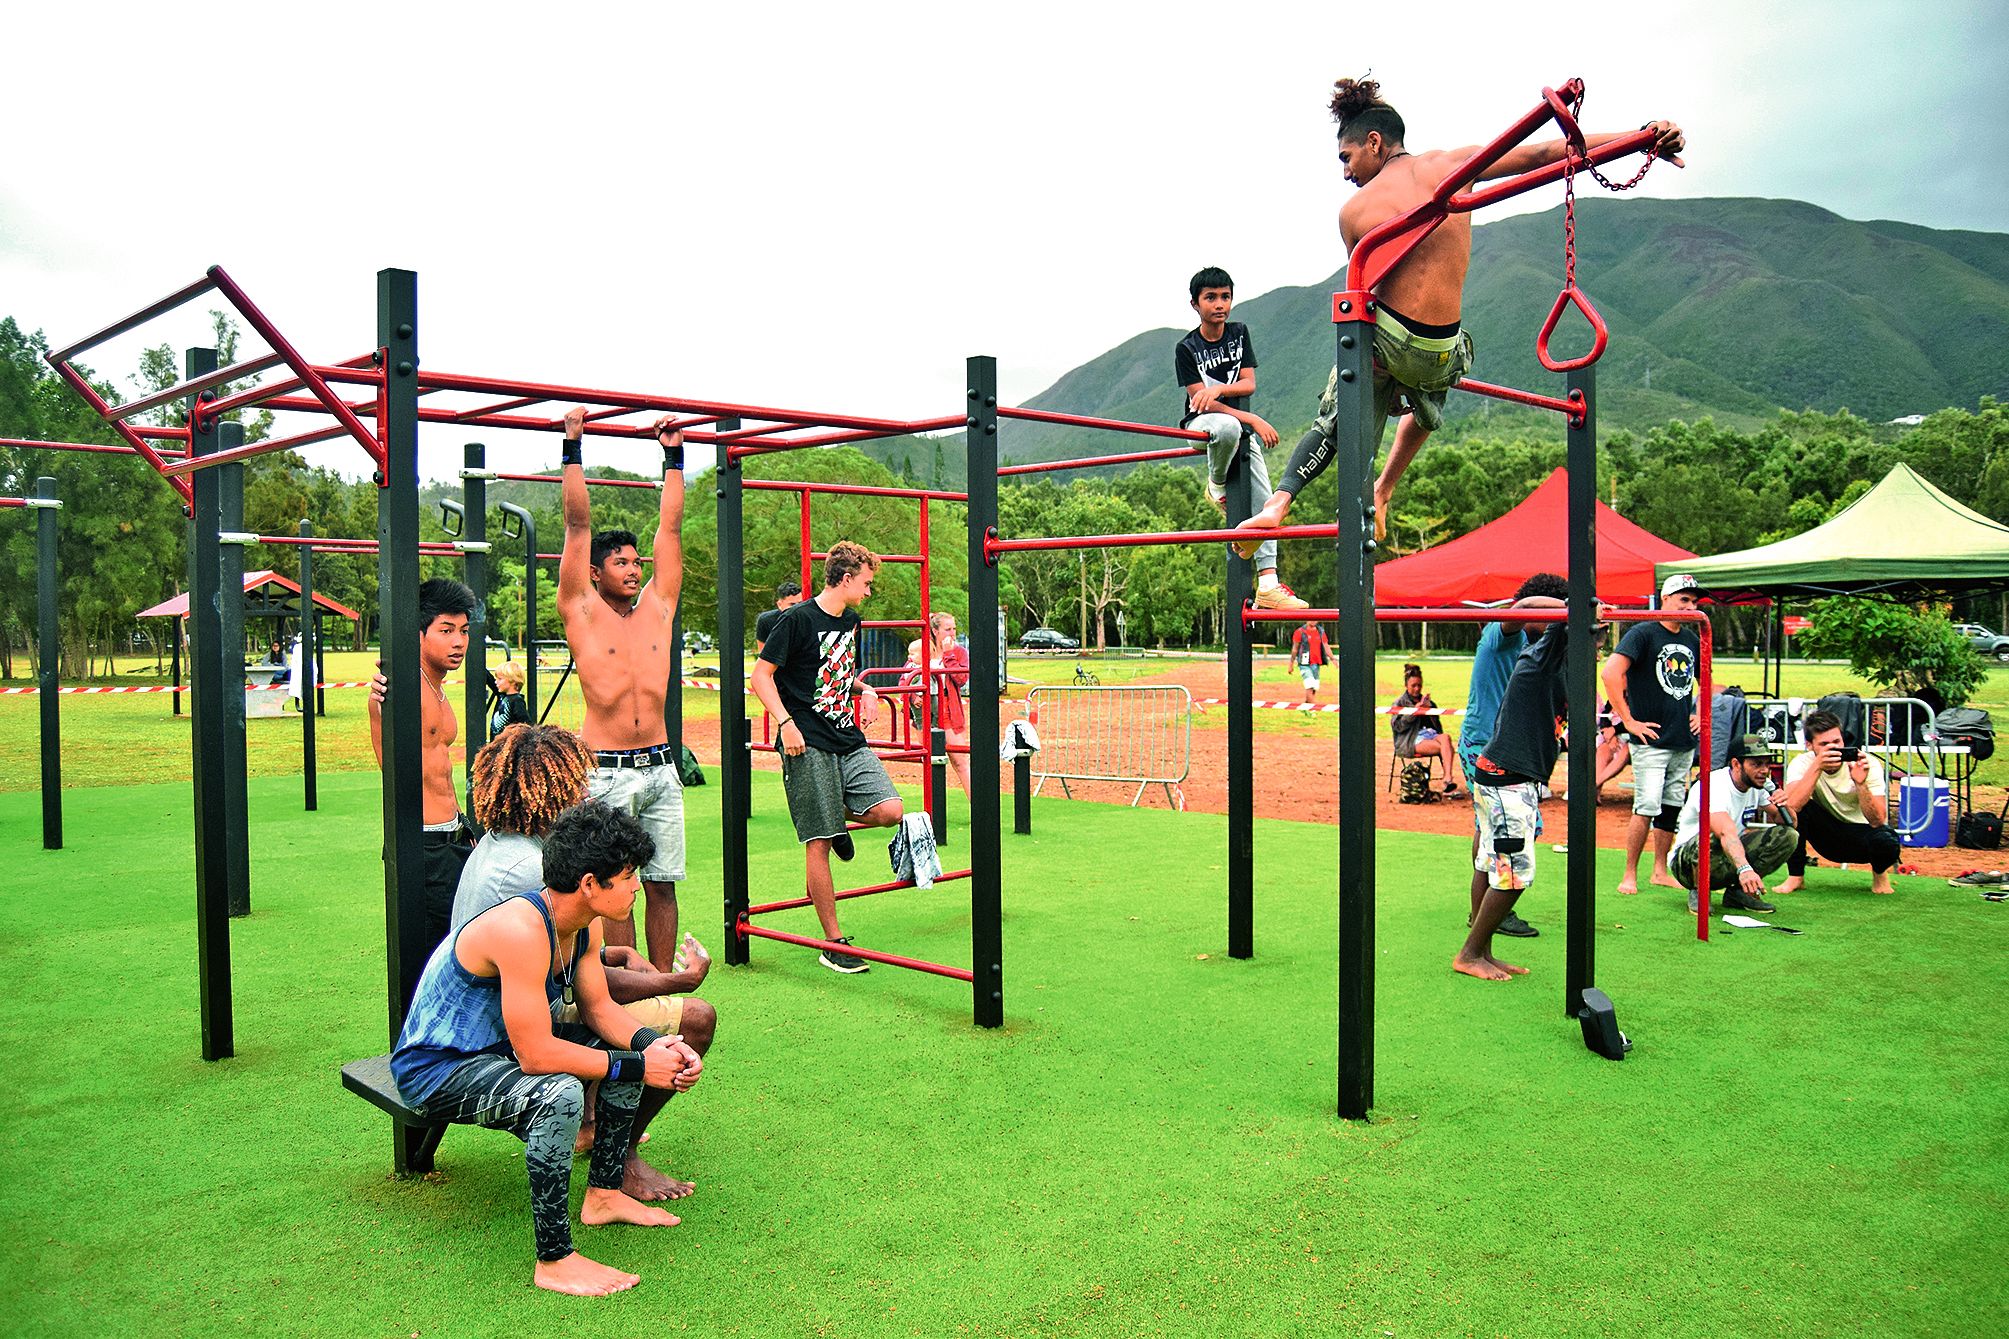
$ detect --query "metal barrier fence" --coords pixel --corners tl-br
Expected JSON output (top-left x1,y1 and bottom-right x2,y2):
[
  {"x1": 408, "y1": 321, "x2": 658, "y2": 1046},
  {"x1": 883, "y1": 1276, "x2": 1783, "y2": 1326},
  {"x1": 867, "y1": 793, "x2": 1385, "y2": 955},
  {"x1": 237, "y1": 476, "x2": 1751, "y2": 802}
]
[
  {"x1": 1027, "y1": 684, "x2": 1191, "y2": 808},
  {"x1": 1741, "y1": 695, "x2": 1947, "y2": 838}
]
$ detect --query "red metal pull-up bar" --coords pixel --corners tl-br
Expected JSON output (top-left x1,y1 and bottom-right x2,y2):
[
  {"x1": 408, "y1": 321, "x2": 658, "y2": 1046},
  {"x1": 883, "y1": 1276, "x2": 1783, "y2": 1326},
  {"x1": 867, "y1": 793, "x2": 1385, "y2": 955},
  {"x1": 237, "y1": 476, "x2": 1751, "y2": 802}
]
[{"x1": 987, "y1": 520, "x2": 1339, "y2": 560}]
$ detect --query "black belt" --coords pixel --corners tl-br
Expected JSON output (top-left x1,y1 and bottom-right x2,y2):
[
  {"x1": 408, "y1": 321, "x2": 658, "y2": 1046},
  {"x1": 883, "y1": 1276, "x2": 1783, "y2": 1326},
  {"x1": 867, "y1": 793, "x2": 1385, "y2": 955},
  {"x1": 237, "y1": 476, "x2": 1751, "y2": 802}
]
[{"x1": 596, "y1": 745, "x2": 673, "y2": 769}]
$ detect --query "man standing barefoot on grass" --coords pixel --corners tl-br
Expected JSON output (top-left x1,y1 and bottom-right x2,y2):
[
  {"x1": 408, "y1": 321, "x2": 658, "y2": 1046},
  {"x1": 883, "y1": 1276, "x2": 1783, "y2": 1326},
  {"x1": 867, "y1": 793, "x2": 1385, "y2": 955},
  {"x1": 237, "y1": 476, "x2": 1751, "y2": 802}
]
[
  {"x1": 392, "y1": 801, "x2": 703, "y2": 1297},
  {"x1": 1234, "y1": 77, "x2": 1685, "y2": 552},
  {"x1": 558, "y1": 405, "x2": 688, "y2": 972},
  {"x1": 1456, "y1": 612, "x2": 1582, "y2": 981},
  {"x1": 369, "y1": 577, "x2": 478, "y2": 966}
]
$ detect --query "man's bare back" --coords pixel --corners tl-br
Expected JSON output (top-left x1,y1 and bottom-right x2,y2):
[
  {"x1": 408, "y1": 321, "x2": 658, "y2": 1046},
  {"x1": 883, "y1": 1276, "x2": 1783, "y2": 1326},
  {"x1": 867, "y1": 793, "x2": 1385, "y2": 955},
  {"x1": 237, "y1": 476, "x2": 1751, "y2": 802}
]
[{"x1": 1339, "y1": 153, "x2": 1473, "y2": 325}]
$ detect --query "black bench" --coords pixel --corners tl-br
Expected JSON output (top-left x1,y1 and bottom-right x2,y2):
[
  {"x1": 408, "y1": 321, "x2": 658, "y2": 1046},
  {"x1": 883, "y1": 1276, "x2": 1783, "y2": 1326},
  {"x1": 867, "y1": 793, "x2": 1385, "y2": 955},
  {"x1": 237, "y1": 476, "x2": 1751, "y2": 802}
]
[{"x1": 341, "y1": 1054, "x2": 448, "y2": 1175}]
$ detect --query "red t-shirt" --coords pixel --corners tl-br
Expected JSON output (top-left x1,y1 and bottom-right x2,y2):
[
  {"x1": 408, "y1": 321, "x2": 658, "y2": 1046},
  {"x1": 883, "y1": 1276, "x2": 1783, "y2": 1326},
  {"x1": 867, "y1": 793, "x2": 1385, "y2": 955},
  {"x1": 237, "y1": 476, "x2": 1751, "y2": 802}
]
[{"x1": 1293, "y1": 625, "x2": 1330, "y2": 667}]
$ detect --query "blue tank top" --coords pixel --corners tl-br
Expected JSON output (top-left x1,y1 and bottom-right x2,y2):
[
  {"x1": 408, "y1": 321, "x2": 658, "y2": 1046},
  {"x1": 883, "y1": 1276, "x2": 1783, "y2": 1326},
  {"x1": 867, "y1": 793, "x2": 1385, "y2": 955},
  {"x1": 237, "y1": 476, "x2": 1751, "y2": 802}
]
[{"x1": 390, "y1": 891, "x2": 586, "y2": 1105}]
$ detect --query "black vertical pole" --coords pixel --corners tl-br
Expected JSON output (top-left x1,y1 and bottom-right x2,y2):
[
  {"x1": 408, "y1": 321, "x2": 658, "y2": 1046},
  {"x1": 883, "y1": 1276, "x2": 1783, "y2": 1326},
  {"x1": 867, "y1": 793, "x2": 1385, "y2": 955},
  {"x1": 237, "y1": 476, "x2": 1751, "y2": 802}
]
[
  {"x1": 1013, "y1": 749, "x2": 1032, "y2": 834},
  {"x1": 1333, "y1": 294, "x2": 1379, "y2": 1120},
  {"x1": 376, "y1": 271, "x2": 427, "y2": 1050},
  {"x1": 930, "y1": 726, "x2": 950, "y2": 846},
  {"x1": 1225, "y1": 430, "x2": 1255, "y2": 959},
  {"x1": 186, "y1": 347, "x2": 232, "y2": 1062},
  {"x1": 966, "y1": 356, "x2": 1004, "y2": 1029},
  {"x1": 315, "y1": 609, "x2": 326, "y2": 719},
  {"x1": 1564, "y1": 368, "x2": 1599, "y2": 1018},
  {"x1": 717, "y1": 417, "x2": 750, "y2": 966},
  {"x1": 34, "y1": 477, "x2": 61, "y2": 850},
  {"x1": 299, "y1": 519, "x2": 318, "y2": 812},
  {"x1": 497, "y1": 503, "x2": 536, "y2": 720},
  {"x1": 462, "y1": 443, "x2": 489, "y2": 788},
  {"x1": 216, "y1": 425, "x2": 250, "y2": 918},
  {"x1": 171, "y1": 614, "x2": 182, "y2": 716}
]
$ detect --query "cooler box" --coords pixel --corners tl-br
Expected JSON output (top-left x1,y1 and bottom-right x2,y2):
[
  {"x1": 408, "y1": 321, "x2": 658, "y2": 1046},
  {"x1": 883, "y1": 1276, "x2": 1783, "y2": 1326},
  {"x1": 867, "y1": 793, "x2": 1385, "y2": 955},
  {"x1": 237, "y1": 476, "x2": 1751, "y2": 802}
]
[{"x1": 1897, "y1": 776, "x2": 1951, "y2": 847}]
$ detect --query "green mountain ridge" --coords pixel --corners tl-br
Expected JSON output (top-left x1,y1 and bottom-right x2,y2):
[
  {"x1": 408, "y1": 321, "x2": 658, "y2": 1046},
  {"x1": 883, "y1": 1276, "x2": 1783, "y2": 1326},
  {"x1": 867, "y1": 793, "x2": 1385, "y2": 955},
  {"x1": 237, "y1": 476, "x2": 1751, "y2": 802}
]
[{"x1": 865, "y1": 197, "x2": 2007, "y2": 482}]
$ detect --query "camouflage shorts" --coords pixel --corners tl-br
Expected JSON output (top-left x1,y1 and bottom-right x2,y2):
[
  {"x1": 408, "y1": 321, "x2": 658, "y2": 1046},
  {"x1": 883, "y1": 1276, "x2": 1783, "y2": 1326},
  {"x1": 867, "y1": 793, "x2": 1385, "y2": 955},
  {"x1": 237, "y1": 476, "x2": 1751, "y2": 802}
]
[
  {"x1": 1472, "y1": 780, "x2": 1543, "y2": 892},
  {"x1": 1314, "y1": 312, "x2": 1475, "y2": 440}
]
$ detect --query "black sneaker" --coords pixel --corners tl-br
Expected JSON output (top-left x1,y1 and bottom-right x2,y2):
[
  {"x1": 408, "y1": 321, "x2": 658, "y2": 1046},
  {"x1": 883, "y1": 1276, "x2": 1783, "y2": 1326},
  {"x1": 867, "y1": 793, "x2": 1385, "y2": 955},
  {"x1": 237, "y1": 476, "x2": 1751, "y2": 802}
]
[
  {"x1": 1496, "y1": 912, "x2": 1539, "y2": 938},
  {"x1": 818, "y1": 937, "x2": 870, "y2": 974},
  {"x1": 832, "y1": 832, "x2": 856, "y2": 862},
  {"x1": 1722, "y1": 888, "x2": 1776, "y2": 913}
]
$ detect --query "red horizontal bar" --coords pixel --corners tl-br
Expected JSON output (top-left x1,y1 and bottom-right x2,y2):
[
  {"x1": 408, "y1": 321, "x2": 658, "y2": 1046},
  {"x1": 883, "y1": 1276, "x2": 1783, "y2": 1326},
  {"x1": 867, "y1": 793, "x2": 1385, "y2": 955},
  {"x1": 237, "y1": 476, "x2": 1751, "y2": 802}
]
[
  {"x1": 247, "y1": 534, "x2": 460, "y2": 554},
  {"x1": 494, "y1": 472, "x2": 661, "y2": 490},
  {"x1": 1450, "y1": 126, "x2": 1659, "y2": 213},
  {"x1": 746, "y1": 868, "x2": 973, "y2": 917},
  {"x1": 158, "y1": 420, "x2": 360, "y2": 477},
  {"x1": 860, "y1": 619, "x2": 926, "y2": 628},
  {"x1": 200, "y1": 351, "x2": 380, "y2": 421},
  {"x1": 0, "y1": 437, "x2": 189, "y2": 459},
  {"x1": 811, "y1": 549, "x2": 921, "y2": 564},
  {"x1": 997, "y1": 406, "x2": 1208, "y2": 442},
  {"x1": 728, "y1": 417, "x2": 967, "y2": 457},
  {"x1": 0, "y1": 498, "x2": 26, "y2": 508},
  {"x1": 742, "y1": 479, "x2": 968, "y2": 503},
  {"x1": 1456, "y1": 378, "x2": 1582, "y2": 420},
  {"x1": 44, "y1": 359, "x2": 193, "y2": 507},
  {"x1": 737, "y1": 924, "x2": 974, "y2": 981},
  {"x1": 1243, "y1": 606, "x2": 1708, "y2": 624},
  {"x1": 49, "y1": 273, "x2": 215, "y2": 364},
  {"x1": 109, "y1": 351, "x2": 286, "y2": 423},
  {"x1": 999, "y1": 444, "x2": 1206, "y2": 476},
  {"x1": 412, "y1": 367, "x2": 939, "y2": 437},
  {"x1": 989, "y1": 521, "x2": 1338, "y2": 556},
  {"x1": 532, "y1": 553, "x2": 653, "y2": 563}
]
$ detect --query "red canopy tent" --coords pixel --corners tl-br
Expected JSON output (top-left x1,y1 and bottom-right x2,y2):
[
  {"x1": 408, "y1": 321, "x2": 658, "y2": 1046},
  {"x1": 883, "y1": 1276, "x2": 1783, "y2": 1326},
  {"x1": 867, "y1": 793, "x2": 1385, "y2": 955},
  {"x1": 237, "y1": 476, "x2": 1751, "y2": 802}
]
[
  {"x1": 137, "y1": 570, "x2": 361, "y2": 621},
  {"x1": 1374, "y1": 468, "x2": 1695, "y2": 607}
]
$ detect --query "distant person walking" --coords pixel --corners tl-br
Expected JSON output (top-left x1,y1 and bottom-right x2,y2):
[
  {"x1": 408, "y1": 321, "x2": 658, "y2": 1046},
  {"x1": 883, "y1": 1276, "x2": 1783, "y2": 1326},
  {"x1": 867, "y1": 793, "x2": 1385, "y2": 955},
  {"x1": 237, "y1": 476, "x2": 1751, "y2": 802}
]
[{"x1": 1290, "y1": 620, "x2": 1330, "y2": 703}]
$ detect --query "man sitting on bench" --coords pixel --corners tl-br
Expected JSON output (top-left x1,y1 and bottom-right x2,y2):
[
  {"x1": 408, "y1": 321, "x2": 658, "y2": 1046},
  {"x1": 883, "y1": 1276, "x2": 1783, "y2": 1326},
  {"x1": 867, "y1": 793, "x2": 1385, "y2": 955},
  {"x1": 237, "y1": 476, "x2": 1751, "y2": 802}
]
[{"x1": 392, "y1": 800, "x2": 703, "y2": 1297}]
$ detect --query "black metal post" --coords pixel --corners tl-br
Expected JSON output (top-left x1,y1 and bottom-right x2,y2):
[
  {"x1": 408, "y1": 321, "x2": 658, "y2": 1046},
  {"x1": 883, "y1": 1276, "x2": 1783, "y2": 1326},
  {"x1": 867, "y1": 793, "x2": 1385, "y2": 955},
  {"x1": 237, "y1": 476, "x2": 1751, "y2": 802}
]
[
  {"x1": 1564, "y1": 367, "x2": 1599, "y2": 1019},
  {"x1": 1333, "y1": 295, "x2": 1379, "y2": 1120},
  {"x1": 315, "y1": 609, "x2": 326, "y2": 719},
  {"x1": 1225, "y1": 429, "x2": 1255, "y2": 959},
  {"x1": 376, "y1": 271, "x2": 427, "y2": 1044},
  {"x1": 171, "y1": 615, "x2": 182, "y2": 716},
  {"x1": 717, "y1": 416, "x2": 750, "y2": 965},
  {"x1": 462, "y1": 443, "x2": 489, "y2": 788},
  {"x1": 186, "y1": 348, "x2": 232, "y2": 1061},
  {"x1": 930, "y1": 726, "x2": 950, "y2": 846},
  {"x1": 1012, "y1": 748, "x2": 1032, "y2": 835},
  {"x1": 498, "y1": 502, "x2": 537, "y2": 720},
  {"x1": 34, "y1": 477, "x2": 61, "y2": 849},
  {"x1": 300, "y1": 519, "x2": 317, "y2": 812},
  {"x1": 965, "y1": 355, "x2": 1004, "y2": 1029},
  {"x1": 215, "y1": 426, "x2": 250, "y2": 918}
]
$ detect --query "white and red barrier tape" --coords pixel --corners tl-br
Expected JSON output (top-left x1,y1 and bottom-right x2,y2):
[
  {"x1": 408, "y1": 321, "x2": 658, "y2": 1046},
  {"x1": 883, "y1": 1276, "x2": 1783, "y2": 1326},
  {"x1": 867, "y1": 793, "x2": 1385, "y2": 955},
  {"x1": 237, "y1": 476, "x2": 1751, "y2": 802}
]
[{"x1": 1191, "y1": 697, "x2": 1467, "y2": 716}]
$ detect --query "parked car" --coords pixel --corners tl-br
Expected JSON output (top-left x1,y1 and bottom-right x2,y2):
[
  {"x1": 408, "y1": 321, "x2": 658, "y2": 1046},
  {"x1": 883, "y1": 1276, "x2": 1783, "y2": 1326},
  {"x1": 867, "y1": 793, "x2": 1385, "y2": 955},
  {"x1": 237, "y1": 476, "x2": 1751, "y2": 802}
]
[
  {"x1": 682, "y1": 629, "x2": 715, "y2": 655},
  {"x1": 1955, "y1": 623, "x2": 2009, "y2": 661},
  {"x1": 1019, "y1": 628, "x2": 1081, "y2": 651}
]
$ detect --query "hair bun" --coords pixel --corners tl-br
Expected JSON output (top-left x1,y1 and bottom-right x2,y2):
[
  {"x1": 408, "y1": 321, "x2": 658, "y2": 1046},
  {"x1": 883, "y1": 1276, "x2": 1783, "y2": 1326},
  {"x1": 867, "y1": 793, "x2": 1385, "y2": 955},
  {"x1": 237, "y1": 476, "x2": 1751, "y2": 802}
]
[{"x1": 1330, "y1": 76, "x2": 1383, "y2": 124}]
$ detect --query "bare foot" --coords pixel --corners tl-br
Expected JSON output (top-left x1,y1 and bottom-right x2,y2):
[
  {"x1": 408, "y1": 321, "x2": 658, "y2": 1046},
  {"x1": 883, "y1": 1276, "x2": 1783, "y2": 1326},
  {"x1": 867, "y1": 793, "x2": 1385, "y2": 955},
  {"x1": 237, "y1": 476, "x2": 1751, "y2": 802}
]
[
  {"x1": 533, "y1": 1252, "x2": 640, "y2": 1297},
  {"x1": 1650, "y1": 872, "x2": 1683, "y2": 889},
  {"x1": 1869, "y1": 879, "x2": 1895, "y2": 895},
  {"x1": 1616, "y1": 878, "x2": 1639, "y2": 895},
  {"x1": 622, "y1": 1152, "x2": 695, "y2": 1202},
  {"x1": 1231, "y1": 498, "x2": 1291, "y2": 559},
  {"x1": 580, "y1": 1186, "x2": 679, "y2": 1229},
  {"x1": 1452, "y1": 954, "x2": 1511, "y2": 981},
  {"x1": 1486, "y1": 955, "x2": 1530, "y2": 976},
  {"x1": 574, "y1": 1122, "x2": 596, "y2": 1155},
  {"x1": 1773, "y1": 876, "x2": 1804, "y2": 895}
]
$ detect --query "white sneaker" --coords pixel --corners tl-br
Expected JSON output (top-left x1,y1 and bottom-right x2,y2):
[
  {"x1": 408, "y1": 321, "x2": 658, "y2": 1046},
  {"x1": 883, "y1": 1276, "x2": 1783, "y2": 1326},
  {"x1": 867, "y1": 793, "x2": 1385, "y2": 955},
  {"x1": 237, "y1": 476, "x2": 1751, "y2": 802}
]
[{"x1": 1253, "y1": 584, "x2": 1309, "y2": 611}]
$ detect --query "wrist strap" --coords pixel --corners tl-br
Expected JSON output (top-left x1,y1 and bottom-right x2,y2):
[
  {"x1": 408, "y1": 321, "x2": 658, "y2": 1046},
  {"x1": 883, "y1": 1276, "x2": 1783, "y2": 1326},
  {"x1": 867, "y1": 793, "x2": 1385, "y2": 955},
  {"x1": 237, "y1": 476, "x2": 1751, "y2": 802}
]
[
  {"x1": 605, "y1": 1050, "x2": 643, "y2": 1082},
  {"x1": 561, "y1": 439, "x2": 583, "y2": 466},
  {"x1": 661, "y1": 439, "x2": 684, "y2": 472},
  {"x1": 629, "y1": 1026, "x2": 665, "y2": 1052},
  {"x1": 776, "y1": 716, "x2": 792, "y2": 731}
]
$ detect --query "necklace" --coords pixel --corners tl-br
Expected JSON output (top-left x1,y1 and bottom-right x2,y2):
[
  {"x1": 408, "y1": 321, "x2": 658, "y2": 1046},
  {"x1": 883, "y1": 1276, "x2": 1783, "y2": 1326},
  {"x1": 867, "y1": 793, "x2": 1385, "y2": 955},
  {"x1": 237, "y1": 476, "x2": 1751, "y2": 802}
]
[{"x1": 421, "y1": 671, "x2": 447, "y2": 705}]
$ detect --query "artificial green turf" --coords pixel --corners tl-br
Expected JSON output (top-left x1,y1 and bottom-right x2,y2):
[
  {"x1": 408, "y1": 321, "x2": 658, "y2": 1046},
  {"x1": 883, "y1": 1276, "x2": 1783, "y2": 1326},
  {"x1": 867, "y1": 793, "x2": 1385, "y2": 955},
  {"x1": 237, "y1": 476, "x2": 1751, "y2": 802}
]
[{"x1": 0, "y1": 774, "x2": 2004, "y2": 1337}]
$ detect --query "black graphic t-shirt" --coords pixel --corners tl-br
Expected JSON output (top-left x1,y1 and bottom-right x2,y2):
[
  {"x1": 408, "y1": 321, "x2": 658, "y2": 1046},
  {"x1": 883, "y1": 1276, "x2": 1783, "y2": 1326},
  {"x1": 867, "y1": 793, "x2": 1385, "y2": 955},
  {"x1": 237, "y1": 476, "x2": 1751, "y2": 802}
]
[
  {"x1": 754, "y1": 603, "x2": 794, "y2": 646},
  {"x1": 759, "y1": 599, "x2": 865, "y2": 754},
  {"x1": 1476, "y1": 625, "x2": 1571, "y2": 785},
  {"x1": 1615, "y1": 620, "x2": 1701, "y2": 751},
  {"x1": 1174, "y1": 322, "x2": 1257, "y2": 427}
]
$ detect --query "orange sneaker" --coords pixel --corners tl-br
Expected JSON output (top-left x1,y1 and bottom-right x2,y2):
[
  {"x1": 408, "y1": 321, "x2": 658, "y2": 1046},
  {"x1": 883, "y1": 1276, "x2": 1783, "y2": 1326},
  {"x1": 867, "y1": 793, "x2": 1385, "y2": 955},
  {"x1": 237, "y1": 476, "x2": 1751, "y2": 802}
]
[{"x1": 1253, "y1": 584, "x2": 1309, "y2": 611}]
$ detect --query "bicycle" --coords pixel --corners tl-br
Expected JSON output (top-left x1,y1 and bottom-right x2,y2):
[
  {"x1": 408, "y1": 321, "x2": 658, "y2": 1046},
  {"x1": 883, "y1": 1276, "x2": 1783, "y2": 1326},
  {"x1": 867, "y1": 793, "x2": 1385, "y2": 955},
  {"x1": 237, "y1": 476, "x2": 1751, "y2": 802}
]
[{"x1": 1073, "y1": 663, "x2": 1100, "y2": 687}]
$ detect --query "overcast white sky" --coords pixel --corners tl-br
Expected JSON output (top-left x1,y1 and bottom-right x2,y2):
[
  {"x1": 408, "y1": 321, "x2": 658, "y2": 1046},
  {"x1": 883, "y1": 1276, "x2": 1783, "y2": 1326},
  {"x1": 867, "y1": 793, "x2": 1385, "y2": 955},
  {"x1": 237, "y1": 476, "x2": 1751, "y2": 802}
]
[{"x1": 4, "y1": 0, "x2": 2004, "y2": 484}]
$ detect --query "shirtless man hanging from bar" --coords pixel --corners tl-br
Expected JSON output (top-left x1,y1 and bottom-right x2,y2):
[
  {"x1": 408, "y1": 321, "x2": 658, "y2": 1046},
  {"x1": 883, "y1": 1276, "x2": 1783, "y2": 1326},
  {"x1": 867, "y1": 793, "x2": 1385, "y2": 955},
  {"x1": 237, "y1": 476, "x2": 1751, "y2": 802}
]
[
  {"x1": 1234, "y1": 77, "x2": 1685, "y2": 551},
  {"x1": 559, "y1": 405, "x2": 692, "y2": 972}
]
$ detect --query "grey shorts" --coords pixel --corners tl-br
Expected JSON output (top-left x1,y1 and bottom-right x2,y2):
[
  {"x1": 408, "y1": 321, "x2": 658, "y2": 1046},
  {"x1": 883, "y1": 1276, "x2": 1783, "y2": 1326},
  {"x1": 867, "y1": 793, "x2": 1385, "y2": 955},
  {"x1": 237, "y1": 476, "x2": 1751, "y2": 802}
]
[
  {"x1": 1299, "y1": 664, "x2": 1321, "y2": 689},
  {"x1": 1627, "y1": 744, "x2": 1694, "y2": 817},
  {"x1": 587, "y1": 763, "x2": 685, "y2": 881},
  {"x1": 781, "y1": 744, "x2": 900, "y2": 844}
]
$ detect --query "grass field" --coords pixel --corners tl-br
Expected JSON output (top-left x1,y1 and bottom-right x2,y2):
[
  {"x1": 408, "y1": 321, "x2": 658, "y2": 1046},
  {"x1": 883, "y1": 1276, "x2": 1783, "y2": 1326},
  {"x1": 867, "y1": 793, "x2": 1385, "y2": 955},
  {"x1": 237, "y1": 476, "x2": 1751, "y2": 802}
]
[{"x1": 0, "y1": 771, "x2": 2003, "y2": 1336}]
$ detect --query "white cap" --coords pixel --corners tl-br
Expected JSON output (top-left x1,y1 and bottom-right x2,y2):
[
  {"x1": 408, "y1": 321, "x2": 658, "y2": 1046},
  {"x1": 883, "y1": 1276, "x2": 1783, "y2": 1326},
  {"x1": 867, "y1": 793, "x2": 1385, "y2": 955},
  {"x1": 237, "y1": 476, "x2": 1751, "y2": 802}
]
[{"x1": 1660, "y1": 572, "x2": 1702, "y2": 599}]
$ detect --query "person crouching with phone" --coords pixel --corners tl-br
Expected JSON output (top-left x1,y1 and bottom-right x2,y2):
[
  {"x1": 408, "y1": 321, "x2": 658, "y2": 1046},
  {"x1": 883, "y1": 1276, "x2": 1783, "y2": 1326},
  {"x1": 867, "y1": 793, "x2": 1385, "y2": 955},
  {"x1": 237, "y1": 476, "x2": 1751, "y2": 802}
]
[{"x1": 1774, "y1": 708, "x2": 1901, "y2": 896}]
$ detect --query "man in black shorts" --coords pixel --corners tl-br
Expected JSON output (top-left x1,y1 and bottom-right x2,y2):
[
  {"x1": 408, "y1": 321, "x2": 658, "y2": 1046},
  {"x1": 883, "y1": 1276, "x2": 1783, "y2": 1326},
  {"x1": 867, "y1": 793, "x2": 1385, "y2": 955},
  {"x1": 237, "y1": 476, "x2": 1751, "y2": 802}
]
[{"x1": 750, "y1": 541, "x2": 904, "y2": 975}]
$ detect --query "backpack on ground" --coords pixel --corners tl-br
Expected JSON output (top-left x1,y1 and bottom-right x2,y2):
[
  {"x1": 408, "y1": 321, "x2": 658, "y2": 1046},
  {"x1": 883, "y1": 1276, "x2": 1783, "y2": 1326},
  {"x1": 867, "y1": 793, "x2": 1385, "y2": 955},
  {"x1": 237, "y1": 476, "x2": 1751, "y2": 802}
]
[
  {"x1": 1710, "y1": 686, "x2": 1748, "y2": 770},
  {"x1": 1816, "y1": 692, "x2": 1867, "y2": 747},
  {"x1": 1398, "y1": 761, "x2": 1436, "y2": 804},
  {"x1": 1935, "y1": 707, "x2": 1994, "y2": 763}
]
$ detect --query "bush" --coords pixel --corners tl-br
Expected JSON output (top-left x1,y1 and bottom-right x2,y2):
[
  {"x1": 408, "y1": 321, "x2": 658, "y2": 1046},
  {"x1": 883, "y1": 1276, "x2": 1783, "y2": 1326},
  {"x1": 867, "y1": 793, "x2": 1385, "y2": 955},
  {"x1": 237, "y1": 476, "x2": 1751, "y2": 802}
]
[{"x1": 1795, "y1": 597, "x2": 1986, "y2": 706}]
